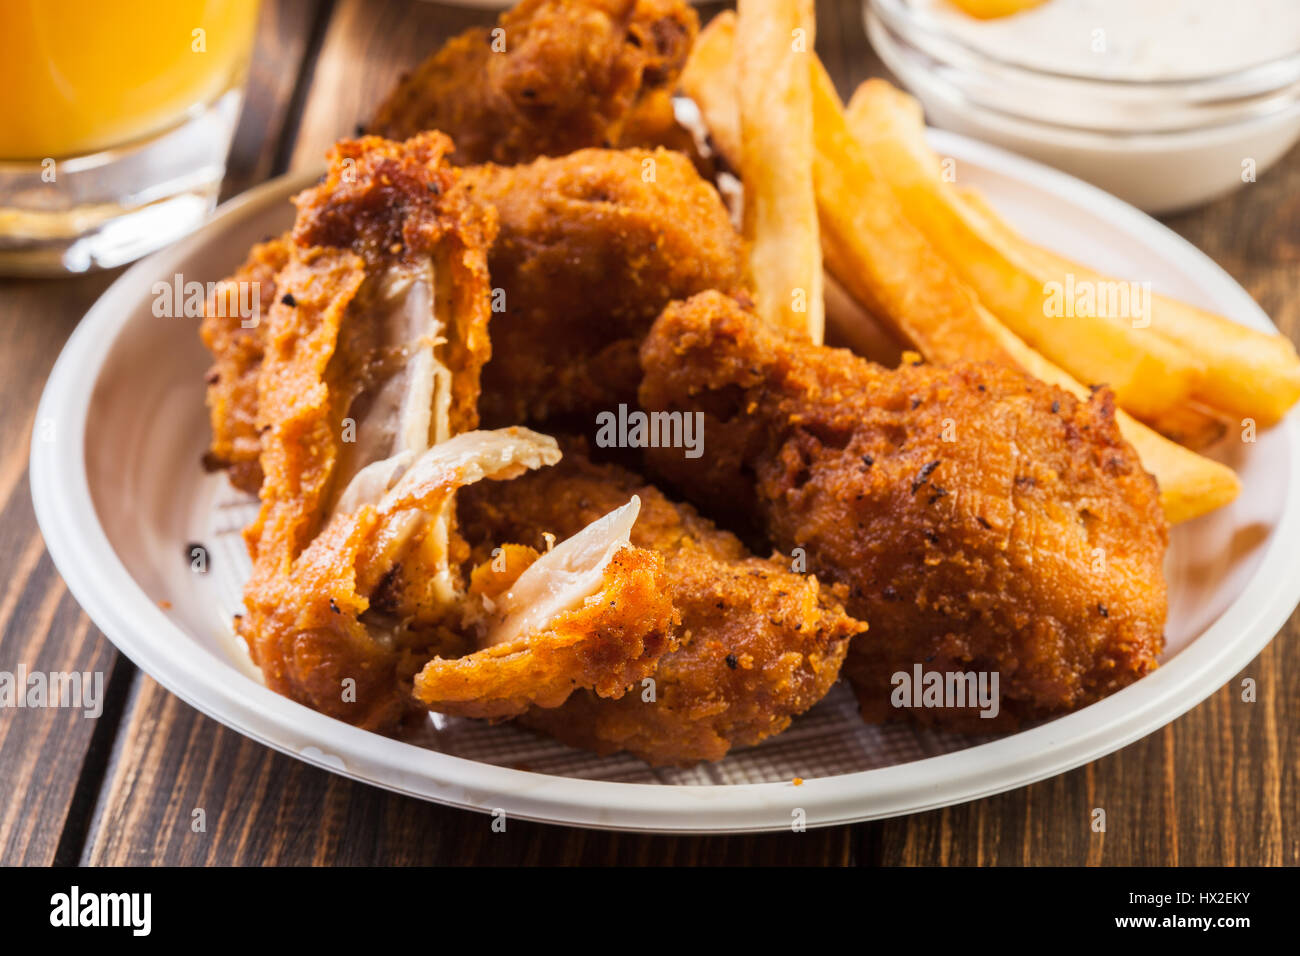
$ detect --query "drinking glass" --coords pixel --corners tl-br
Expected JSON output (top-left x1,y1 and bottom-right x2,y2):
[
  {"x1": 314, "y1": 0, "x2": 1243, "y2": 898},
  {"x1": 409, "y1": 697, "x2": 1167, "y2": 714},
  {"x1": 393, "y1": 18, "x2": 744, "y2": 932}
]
[{"x1": 0, "y1": 0, "x2": 261, "y2": 274}]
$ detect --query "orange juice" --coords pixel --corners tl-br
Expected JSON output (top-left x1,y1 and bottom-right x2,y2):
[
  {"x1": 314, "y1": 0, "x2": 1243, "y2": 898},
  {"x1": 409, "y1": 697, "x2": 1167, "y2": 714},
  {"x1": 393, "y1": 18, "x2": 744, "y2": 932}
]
[{"x1": 0, "y1": 0, "x2": 260, "y2": 160}]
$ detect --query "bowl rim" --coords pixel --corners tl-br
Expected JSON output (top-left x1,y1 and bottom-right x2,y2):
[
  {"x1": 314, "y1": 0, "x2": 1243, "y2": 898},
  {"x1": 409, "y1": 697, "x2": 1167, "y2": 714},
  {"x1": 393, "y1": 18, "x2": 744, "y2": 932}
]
[
  {"x1": 29, "y1": 136, "x2": 1300, "y2": 833},
  {"x1": 867, "y1": 0, "x2": 1300, "y2": 90}
]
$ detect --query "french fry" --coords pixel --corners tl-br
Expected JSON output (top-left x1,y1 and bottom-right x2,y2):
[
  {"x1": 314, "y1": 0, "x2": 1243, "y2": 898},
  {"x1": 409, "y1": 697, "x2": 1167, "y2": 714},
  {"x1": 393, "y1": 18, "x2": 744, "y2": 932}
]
[
  {"x1": 957, "y1": 185, "x2": 1232, "y2": 450},
  {"x1": 681, "y1": 12, "x2": 740, "y2": 168},
  {"x1": 809, "y1": 60, "x2": 1011, "y2": 365},
  {"x1": 957, "y1": 185, "x2": 1300, "y2": 427},
  {"x1": 684, "y1": 27, "x2": 1239, "y2": 522},
  {"x1": 736, "y1": 0, "x2": 823, "y2": 343},
  {"x1": 844, "y1": 80, "x2": 1206, "y2": 421}
]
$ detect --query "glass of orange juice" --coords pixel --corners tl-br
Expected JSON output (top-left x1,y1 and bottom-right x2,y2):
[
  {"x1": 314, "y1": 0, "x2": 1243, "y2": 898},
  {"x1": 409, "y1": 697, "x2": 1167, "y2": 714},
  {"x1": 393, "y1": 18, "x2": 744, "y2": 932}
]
[{"x1": 0, "y1": 0, "x2": 261, "y2": 274}]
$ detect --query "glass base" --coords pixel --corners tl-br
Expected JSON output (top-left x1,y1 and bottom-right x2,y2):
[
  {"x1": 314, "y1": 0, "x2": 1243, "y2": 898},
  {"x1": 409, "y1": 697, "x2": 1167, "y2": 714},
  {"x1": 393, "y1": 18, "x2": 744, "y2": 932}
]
[{"x1": 0, "y1": 90, "x2": 241, "y2": 276}]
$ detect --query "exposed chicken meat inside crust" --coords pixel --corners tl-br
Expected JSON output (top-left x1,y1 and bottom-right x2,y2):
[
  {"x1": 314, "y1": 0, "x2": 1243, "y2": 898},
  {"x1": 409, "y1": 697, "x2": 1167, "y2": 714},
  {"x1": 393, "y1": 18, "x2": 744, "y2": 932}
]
[
  {"x1": 199, "y1": 133, "x2": 497, "y2": 497},
  {"x1": 639, "y1": 291, "x2": 1168, "y2": 731},
  {"x1": 231, "y1": 133, "x2": 503, "y2": 728},
  {"x1": 241, "y1": 428, "x2": 563, "y2": 729},
  {"x1": 458, "y1": 443, "x2": 863, "y2": 764},
  {"x1": 368, "y1": 0, "x2": 698, "y2": 164},
  {"x1": 413, "y1": 511, "x2": 675, "y2": 720}
]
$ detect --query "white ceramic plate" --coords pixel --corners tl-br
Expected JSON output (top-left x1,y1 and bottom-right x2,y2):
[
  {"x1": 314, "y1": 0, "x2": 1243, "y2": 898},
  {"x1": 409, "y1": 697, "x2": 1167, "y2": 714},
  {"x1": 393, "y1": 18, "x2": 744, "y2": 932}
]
[{"x1": 31, "y1": 130, "x2": 1300, "y2": 833}]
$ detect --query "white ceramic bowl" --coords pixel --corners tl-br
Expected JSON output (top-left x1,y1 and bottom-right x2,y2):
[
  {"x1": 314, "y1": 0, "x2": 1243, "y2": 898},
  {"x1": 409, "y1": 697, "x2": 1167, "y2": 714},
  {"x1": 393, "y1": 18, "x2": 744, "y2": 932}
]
[
  {"x1": 30, "y1": 130, "x2": 1300, "y2": 832},
  {"x1": 866, "y1": 0, "x2": 1300, "y2": 214}
]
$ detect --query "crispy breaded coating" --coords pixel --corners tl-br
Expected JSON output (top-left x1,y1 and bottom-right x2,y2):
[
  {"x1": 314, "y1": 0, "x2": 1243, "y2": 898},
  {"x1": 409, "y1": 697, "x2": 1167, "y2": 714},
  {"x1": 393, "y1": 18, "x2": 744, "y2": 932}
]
[
  {"x1": 463, "y1": 148, "x2": 744, "y2": 426},
  {"x1": 639, "y1": 291, "x2": 1168, "y2": 731},
  {"x1": 198, "y1": 134, "x2": 499, "y2": 497},
  {"x1": 616, "y1": 88, "x2": 716, "y2": 178},
  {"x1": 458, "y1": 444, "x2": 862, "y2": 765},
  {"x1": 368, "y1": 0, "x2": 698, "y2": 164},
  {"x1": 201, "y1": 146, "x2": 742, "y2": 481},
  {"x1": 200, "y1": 235, "x2": 290, "y2": 495},
  {"x1": 237, "y1": 134, "x2": 500, "y2": 729},
  {"x1": 414, "y1": 542, "x2": 674, "y2": 719}
]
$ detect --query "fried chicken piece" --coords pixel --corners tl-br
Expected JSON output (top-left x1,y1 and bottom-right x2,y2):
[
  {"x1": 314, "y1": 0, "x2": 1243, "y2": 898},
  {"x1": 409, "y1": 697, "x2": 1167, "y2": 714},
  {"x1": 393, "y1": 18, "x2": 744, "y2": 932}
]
[
  {"x1": 464, "y1": 148, "x2": 744, "y2": 426},
  {"x1": 237, "y1": 133, "x2": 500, "y2": 727},
  {"x1": 241, "y1": 133, "x2": 496, "y2": 557},
  {"x1": 639, "y1": 291, "x2": 1168, "y2": 731},
  {"x1": 200, "y1": 235, "x2": 290, "y2": 495},
  {"x1": 458, "y1": 443, "x2": 862, "y2": 765},
  {"x1": 199, "y1": 133, "x2": 498, "y2": 497},
  {"x1": 414, "y1": 497, "x2": 674, "y2": 719},
  {"x1": 242, "y1": 428, "x2": 563, "y2": 729},
  {"x1": 368, "y1": 0, "x2": 698, "y2": 164}
]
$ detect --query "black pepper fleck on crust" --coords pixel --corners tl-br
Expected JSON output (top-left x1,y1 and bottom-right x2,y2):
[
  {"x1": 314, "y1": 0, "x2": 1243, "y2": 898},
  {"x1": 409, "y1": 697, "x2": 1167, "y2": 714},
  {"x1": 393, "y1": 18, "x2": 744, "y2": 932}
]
[{"x1": 912, "y1": 460, "x2": 941, "y2": 494}]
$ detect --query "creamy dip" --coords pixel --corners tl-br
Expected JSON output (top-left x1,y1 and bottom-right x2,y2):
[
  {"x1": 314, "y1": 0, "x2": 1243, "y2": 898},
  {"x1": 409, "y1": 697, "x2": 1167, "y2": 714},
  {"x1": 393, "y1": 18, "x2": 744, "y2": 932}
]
[{"x1": 911, "y1": 0, "x2": 1300, "y2": 80}]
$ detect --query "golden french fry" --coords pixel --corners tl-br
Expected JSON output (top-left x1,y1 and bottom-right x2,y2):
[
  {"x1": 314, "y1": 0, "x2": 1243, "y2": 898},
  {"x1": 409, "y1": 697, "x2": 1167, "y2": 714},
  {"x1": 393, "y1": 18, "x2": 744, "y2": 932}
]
[
  {"x1": 957, "y1": 188, "x2": 1233, "y2": 449},
  {"x1": 681, "y1": 12, "x2": 740, "y2": 168},
  {"x1": 957, "y1": 185, "x2": 1300, "y2": 427},
  {"x1": 844, "y1": 80, "x2": 1206, "y2": 421},
  {"x1": 736, "y1": 0, "x2": 823, "y2": 343},
  {"x1": 810, "y1": 60, "x2": 1010, "y2": 365}
]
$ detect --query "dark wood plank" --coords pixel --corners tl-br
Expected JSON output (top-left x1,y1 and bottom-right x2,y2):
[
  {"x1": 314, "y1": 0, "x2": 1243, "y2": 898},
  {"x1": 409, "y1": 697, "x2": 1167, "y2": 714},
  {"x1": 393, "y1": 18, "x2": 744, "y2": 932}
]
[
  {"x1": 221, "y1": 0, "x2": 327, "y2": 197},
  {"x1": 289, "y1": 0, "x2": 488, "y2": 169},
  {"x1": 0, "y1": 270, "x2": 138, "y2": 866}
]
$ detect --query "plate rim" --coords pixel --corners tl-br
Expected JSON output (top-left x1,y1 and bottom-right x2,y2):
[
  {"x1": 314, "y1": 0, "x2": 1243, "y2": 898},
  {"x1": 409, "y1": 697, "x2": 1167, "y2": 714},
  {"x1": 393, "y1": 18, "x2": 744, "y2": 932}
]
[{"x1": 30, "y1": 137, "x2": 1300, "y2": 834}]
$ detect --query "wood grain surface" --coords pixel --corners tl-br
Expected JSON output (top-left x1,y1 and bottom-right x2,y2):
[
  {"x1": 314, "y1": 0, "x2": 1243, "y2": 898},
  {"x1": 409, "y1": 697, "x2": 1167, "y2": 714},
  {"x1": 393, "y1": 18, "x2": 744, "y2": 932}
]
[{"x1": 2, "y1": 0, "x2": 1296, "y2": 866}]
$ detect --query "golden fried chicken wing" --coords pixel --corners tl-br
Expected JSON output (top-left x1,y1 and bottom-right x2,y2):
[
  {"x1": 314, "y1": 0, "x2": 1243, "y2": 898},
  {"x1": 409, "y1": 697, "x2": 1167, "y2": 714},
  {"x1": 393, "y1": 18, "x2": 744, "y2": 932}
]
[
  {"x1": 463, "y1": 148, "x2": 744, "y2": 426},
  {"x1": 639, "y1": 291, "x2": 1168, "y2": 731},
  {"x1": 458, "y1": 443, "x2": 863, "y2": 765},
  {"x1": 368, "y1": 0, "x2": 698, "y2": 164}
]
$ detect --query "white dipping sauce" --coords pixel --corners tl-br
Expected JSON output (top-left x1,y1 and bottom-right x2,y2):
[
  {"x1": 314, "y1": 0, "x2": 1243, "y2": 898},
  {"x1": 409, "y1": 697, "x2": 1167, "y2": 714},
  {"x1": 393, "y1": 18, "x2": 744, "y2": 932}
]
[{"x1": 912, "y1": 0, "x2": 1300, "y2": 79}]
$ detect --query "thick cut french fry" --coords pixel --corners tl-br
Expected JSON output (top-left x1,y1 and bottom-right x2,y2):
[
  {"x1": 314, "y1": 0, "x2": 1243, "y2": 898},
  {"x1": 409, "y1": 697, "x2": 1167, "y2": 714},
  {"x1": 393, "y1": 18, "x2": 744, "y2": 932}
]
[
  {"x1": 809, "y1": 61, "x2": 1011, "y2": 365},
  {"x1": 736, "y1": 0, "x2": 823, "y2": 343},
  {"x1": 957, "y1": 185, "x2": 1300, "y2": 427},
  {"x1": 959, "y1": 185, "x2": 1232, "y2": 449},
  {"x1": 681, "y1": 11, "x2": 740, "y2": 167},
  {"x1": 844, "y1": 80, "x2": 1206, "y2": 421}
]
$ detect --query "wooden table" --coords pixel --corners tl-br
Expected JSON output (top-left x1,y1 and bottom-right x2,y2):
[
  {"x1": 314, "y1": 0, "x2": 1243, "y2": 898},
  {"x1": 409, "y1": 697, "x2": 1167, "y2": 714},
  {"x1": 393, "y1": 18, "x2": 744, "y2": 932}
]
[{"x1": 2, "y1": 0, "x2": 1296, "y2": 866}]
